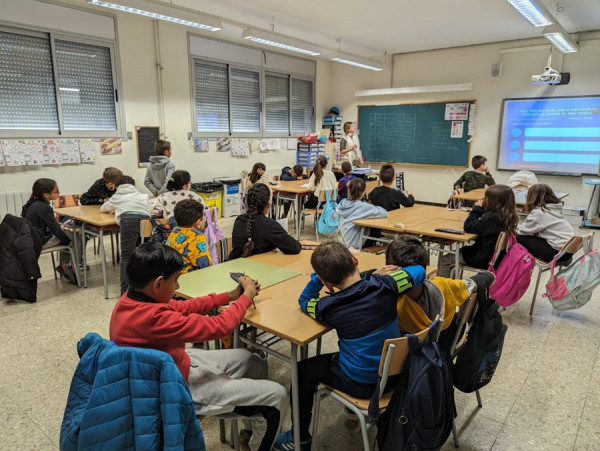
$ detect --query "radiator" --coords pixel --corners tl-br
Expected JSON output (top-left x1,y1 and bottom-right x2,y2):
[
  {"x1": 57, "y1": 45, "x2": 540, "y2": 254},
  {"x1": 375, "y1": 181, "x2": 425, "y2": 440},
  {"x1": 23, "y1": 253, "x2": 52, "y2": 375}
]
[{"x1": 0, "y1": 190, "x2": 30, "y2": 222}]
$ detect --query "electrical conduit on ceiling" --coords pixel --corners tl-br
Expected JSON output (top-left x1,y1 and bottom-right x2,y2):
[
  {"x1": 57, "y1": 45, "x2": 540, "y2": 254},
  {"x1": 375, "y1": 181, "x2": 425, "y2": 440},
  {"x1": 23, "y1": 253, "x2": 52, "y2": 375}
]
[{"x1": 154, "y1": 20, "x2": 166, "y2": 138}]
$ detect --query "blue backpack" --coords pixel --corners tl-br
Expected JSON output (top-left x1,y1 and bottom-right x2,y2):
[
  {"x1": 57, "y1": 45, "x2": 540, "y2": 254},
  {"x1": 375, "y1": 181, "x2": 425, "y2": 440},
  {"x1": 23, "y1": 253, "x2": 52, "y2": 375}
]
[
  {"x1": 317, "y1": 190, "x2": 339, "y2": 235},
  {"x1": 368, "y1": 321, "x2": 454, "y2": 451}
]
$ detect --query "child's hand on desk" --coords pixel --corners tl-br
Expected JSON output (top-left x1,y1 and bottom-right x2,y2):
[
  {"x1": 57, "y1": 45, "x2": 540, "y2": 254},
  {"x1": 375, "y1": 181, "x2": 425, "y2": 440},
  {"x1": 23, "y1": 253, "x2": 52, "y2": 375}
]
[
  {"x1": 229, "y1": 276, "x2": 260, "y2": 302},
  {"x1": 373, "y1": 265, "x2": 400, "y2": 276}
]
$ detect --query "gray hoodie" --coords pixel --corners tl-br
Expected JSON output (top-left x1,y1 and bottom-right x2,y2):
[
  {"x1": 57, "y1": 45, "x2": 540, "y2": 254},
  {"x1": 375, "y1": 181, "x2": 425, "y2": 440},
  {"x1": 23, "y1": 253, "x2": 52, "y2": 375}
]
[
  {"x1": 337, "y1": 199, "x2": 387, "y2": 249},
  {"x1": 517, "y1": 203, "x2": 574, "y2": 250},
  {"x1": 144, "y1": 156, "x2": 176, "y2": 196}
]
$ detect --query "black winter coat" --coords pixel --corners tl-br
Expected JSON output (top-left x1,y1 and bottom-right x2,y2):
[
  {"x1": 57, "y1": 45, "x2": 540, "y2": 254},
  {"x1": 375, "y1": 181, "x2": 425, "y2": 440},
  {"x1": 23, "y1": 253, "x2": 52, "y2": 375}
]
[
  {"x1": 80, "y1": 178, "x2": 115, "y2": 205},
  {"x1": 461, "y1": 206, "x2": 505, "y2": 268},
  {"x1": 0, "y1": 214, "x2": 42, "y2": 302}
]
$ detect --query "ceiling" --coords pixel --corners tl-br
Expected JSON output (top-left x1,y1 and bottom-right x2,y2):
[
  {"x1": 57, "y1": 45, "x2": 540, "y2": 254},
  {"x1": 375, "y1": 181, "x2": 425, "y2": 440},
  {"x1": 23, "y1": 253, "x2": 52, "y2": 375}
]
[{"x1": 162, "y1": 0, "x2": 600, "y2": 57}]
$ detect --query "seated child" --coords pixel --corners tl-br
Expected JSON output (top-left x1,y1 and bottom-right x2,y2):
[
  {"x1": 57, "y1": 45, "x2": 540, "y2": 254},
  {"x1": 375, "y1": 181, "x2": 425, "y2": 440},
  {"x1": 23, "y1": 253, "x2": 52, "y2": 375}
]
[
  {"x1": 337, "y1": 161, "x2": 355, "y2": 203},
  {"x1": 305, "y1": 156, "x2": 337, "y2": 209},
  {"x1": 385, "y1": 236, "x2": 495, "y2": 354},
  {"x1": 248, "y1": 162, "x2": 269, "y2": 188},
  {"x1": 337, "y1": 178, "x2": 387, "y2": 249},
  {"x1": 517, "y1": 183, "x2": 574, "y2": 262},
  {"x1": 230, "y1": 183, "x2": 301, "y2": 259},
  {"x1": 151, "y1": 169, "x2": 205, "y2": 218},
  {"x1": 369, "y1": 164, "x2": 414, "y2": 210},
  {"x1": 80, "y1": 167, "x2": 123, "y2": 205},
  {"x1": 274, "y1": 241, "x2": 425, "y2": 450},
  {"x1": 110, "y1": 242, "x2": 287, "y2": 451},
  {"x1": 166, "y1": 199, "x2": 212, "y2": 273},
  {"x1": 100, "y1": 175, "x2": 150, "y2": 294},
  {"x1": 145, "y1": 140, "x2": 176, "y2": 196},
  {"x1": 280, "y1": 165, "x2": 308, "y2": 181},
  {"x1": 454, "y1": 155, "x2": 495, "y2": 193}
]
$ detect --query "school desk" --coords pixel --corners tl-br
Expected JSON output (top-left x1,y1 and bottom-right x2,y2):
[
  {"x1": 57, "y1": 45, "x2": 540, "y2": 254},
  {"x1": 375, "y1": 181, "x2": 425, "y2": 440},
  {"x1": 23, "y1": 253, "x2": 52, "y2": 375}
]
[
  {"x1": 271, "y1": 179, "x2": 312, "y2": 240},
  {"x1": 54, "y1": 205, "x2": 118, "y2": 298},
  {"x1": 453, "y1": 187, "x2": 568, "y2": 205}
]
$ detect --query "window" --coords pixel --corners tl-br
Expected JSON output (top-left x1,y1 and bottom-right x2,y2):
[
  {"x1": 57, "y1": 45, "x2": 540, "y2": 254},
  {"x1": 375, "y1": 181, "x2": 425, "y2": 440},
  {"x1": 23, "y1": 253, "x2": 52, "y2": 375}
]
[
  {"x1": 192, "y1": 59, "x2": 314, "y2": 136},
  {"x1": 0, "y1": 29, "x2": 121, "y2": 136}
]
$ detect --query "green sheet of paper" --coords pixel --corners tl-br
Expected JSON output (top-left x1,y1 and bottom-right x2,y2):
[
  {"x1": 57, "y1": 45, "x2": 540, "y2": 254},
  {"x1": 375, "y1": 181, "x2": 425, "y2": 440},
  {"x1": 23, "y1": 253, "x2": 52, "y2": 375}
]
[{"x1": 176, "y1": 258, "x2": 300, "y2": 298}]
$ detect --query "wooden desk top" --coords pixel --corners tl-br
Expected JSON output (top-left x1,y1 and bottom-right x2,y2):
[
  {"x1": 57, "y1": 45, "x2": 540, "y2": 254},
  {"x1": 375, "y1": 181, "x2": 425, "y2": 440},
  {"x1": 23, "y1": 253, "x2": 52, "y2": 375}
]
[
  {"x1": 54, "y1": 205, "x2": 117, "y2": 227},
  {"x1": 453, "y1": 187, "x2": 568, "y2": 206},
  {"x1": 272, "y1": 179, "x2": 312, "y2": 194},
  {"x1": 405, "y1": 218, "x2": 476, "y2": 242}
]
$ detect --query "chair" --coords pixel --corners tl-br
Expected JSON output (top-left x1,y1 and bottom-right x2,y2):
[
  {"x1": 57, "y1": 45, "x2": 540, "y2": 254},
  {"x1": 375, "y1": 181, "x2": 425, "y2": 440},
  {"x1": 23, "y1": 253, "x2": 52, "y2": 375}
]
[
  {"x1": 448, "y1": 292, "x2": 479, "y2": 448},
  {"x1": 311, "y1": 326, "x2": 431, "y2": 450},
  {"x1": 528, "y1": 233, "x2": 589, "y2": 315},
  {"x1": 303, "y1": 189, "x2": 337, "y2": 242},
  {"x1": 41, "y1": 244, "x2": 81, "y2": 287}
]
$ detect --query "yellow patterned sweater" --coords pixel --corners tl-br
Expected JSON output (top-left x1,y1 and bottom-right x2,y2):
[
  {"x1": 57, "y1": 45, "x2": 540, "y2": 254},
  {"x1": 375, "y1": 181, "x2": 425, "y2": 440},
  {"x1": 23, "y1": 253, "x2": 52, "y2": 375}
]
[{"x1": 166, "y1": 226, "x2": 212, "y2": 274}]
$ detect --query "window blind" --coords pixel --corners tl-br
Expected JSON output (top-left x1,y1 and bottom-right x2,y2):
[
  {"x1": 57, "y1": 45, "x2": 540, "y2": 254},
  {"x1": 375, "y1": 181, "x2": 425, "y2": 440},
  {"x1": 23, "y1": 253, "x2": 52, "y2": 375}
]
[
  {"x1": 0, "y1": 31, "x2": 58, "y2": 130},
  {"x1": 291, "y1": 78, "x2": 313, "y2": 133},
  {"x1": 230, "y1": 68, "x2": 259, "y2": 133},
  {"x1": 55, "y1": 40, "x2": 116, "y2": 131},
  {"x1": 265, "y1": 73, "x2": 290, "y2": 134},
  {"x1": 195, "y1": 61, "x2": 229, "y2": 133}
]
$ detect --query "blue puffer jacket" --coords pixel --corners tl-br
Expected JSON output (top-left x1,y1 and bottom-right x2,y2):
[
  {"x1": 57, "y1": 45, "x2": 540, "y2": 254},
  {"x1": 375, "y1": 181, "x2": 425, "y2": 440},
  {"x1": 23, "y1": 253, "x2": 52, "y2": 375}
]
[{"x1": 60, "y1": 333, "x2": 205, "y2": 451}]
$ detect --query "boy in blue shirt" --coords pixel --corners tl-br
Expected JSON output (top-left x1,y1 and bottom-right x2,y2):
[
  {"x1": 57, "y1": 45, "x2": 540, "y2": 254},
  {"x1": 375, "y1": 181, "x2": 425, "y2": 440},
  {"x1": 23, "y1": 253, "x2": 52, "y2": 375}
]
[
  {"x1": 337, "y1": 161, "x2": 355, "y2": 203},
  {"x1": 274, "y1": 241, "x2": 425, "y2": 450}
]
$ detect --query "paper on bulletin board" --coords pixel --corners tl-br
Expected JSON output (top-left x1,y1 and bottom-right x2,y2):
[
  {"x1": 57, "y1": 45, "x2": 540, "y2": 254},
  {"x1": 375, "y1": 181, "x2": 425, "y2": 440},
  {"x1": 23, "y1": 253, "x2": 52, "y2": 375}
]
[
  {"x1": 249, "y1": 139, "x2": 261, "y2": 152},
  {"x1": 467, "y1": 104, "x2": 477, "y2": 136},
  {"x1": 79, "y1": 139, "x2": 97, "y2": 162},
  {"x1": 101, "y1": 138, "x2": 122, "y2": 155},
  {"x1": 0, "y1": 146, "x2": 4, "y2": 167},
  {"x1": 42, "y1": 139, "x2": 63, "y2": 164},
  {"x1": 450, "y1": 121, "x2": 464, "y2": 138},
  {"x1": 445, "y1": 103, "x2": 469, "y2": 121},
  {"x1": 217, "y1": 137, "x2": 231, "y2": 152},
  {"x1": 1, "y1": 140, "x2": 26, "y2": 166},
  {"x1": 287, "y1": 138, "x2": 298, "y2": 150},
  {"x1": 61, "y1": 139, "x2": 81, "y2": 163},
  {"x1": 194, "y1": 137, "x2": 209, "y2": 152},
  {"x1": 231, "y1": 138, "x2": 249, "y2": 157},
  {"x1": 259, "y1": 140, "x2": 269, "y2": 152},
  {"x1": 23, "y1": 140, "x2": 45, "y2": 165}
]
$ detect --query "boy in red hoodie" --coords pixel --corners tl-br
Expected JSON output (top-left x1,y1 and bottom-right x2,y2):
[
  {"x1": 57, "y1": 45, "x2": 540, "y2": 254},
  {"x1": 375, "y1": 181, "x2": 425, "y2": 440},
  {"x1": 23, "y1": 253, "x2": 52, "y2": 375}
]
[{"x1": 110, "y1": 242, "x2": 287, "y2": 451}]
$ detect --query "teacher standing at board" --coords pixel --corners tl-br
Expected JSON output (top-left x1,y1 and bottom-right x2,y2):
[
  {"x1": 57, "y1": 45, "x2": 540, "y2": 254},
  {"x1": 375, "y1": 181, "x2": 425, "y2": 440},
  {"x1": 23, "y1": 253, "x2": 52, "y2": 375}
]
[{"x1": 340, "y1": 122, "x2": 362, "y2": 164}]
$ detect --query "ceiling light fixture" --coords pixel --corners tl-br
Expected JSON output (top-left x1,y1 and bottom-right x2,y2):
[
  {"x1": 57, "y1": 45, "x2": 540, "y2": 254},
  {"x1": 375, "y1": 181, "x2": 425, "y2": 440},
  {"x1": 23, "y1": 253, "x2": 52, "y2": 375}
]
[
  {"x1": 354, "y1": 83, "x2": 472, "y2": 97},
  {"x1": 242, "y1": 28, "x2": 320, "y2": 56},
  {"x1": 505, "y1": 0, "x2": 554, "y2": 27},
  {"x1": 86, "y1": 0, "x2": 222, "y2": 31},
  {"x1": 331, "y1": 52, "x2": 383, "y2": 71},
  {"x1": 543, "y1": 24, "x2": 578, "y2": 53}
]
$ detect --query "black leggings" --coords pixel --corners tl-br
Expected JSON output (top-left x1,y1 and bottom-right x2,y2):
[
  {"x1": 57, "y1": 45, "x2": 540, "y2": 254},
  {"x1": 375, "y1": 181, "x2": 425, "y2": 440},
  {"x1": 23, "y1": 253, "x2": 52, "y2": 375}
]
[
  {"x1": 516, "y1": 235, "x2": 572, "y2": 263},
  {"x1": 232, "y1": 405, "x2": 280, "y2": 451}
]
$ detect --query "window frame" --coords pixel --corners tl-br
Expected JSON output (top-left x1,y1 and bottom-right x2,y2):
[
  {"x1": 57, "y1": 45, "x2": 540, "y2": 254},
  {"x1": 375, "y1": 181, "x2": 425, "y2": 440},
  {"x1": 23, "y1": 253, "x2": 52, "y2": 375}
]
[
  {"x1": 0, "y1": 24, "x2": 125, "y2": 139},
  {"x1": 190, "y1": 57, "x2": 314, "y2": 138}
]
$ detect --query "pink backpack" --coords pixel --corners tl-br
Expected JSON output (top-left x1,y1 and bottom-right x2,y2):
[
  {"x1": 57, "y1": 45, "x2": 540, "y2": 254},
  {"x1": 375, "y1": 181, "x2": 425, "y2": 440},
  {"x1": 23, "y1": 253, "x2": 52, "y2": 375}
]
[{"x1": 487, "y1": 234, "x2": 535, "y2": 307}]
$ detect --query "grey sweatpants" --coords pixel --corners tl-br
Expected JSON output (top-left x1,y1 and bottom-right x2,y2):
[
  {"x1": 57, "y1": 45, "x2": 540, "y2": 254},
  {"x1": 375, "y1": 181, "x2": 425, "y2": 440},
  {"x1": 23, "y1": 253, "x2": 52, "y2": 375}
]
[{"x1": 187, "y1": 348, "x2": 288, "y2": 451}]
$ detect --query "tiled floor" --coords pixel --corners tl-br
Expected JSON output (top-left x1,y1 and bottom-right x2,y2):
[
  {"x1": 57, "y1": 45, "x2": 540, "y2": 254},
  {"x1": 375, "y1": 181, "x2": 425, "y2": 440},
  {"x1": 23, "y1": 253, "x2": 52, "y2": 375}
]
[{"x1": 1, "y1": 216, "x2": 600, "y2": 450}]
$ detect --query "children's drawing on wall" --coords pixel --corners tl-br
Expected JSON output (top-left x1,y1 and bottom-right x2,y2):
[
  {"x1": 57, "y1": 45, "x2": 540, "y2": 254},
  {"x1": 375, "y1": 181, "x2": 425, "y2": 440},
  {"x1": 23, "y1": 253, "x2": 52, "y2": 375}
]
[
  {"x1": 100, "y1": 138, "x2": 122, "y2": 155},
  {"x1": 194, "y1": 137, "x2": 209, "y2": 152},
  {"x1": 217, "y1": 137, "x2": 231, "y2": 152}
]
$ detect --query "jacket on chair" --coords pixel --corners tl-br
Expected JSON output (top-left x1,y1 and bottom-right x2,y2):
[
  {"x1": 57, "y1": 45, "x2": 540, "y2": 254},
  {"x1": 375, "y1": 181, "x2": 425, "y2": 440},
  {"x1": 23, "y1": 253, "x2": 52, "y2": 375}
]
[
  {"x1": 0, "y1": 214, "x2": 42, "y2": 302},
  {"x1": 60, "y1": 332, "x2": 205, "y2": 451}
]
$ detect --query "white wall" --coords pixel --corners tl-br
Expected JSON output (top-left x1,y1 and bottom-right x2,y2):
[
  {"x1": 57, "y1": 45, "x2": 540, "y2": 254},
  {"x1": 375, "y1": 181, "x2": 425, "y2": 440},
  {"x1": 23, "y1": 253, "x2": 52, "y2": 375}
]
[
  {"x1": 0, "y1": 4, "x2": 331, "y2": 194},
  {"x1": 330, "y1": 34, "x2": 600, "y2": 207}
]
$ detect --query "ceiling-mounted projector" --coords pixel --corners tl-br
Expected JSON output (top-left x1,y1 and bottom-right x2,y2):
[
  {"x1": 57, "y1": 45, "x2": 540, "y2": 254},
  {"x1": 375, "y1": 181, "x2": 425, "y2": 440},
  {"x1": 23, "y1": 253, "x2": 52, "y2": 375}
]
[{"x1": 531, "y1": 66, "x2": 570, "y2": 85}]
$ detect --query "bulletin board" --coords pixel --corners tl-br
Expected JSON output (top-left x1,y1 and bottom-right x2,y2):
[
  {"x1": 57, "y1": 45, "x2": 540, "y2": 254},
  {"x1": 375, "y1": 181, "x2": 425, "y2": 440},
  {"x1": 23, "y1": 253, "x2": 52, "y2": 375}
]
[
  {"x1": 358, "y1": 101, "x2": 474, "y2": 167},
  {"x1": 136, "y1": 126, "x2": 160, "y2": 167}
]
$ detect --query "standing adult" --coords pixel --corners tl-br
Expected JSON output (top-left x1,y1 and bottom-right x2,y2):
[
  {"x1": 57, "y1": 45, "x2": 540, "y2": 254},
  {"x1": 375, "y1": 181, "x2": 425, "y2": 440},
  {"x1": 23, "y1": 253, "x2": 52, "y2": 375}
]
[{"x1": 339, "y1": 122, "x2": 362, "y2": 164}]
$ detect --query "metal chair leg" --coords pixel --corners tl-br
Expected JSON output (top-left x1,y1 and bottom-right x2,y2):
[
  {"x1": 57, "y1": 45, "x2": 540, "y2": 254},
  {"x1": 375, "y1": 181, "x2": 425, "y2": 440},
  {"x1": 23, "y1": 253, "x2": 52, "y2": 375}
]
[
  {"x1": 475, "y1": 389, "x2": 483, "y2": 408},
  {"x1": 529, "y1": 267, "x2": 543, "y2": 315},
  {"x1": 51, "y1": 252, "x2": 58, "y2": 279},
  {"x1": 452, "y1": 419, "x2": 459, "y2": 448}
]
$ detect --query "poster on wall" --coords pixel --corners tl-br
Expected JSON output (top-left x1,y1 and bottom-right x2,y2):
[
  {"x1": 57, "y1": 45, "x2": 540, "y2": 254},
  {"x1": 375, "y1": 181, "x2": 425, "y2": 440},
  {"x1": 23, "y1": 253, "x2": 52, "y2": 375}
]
[
  {"x1": 42, "y1": 139, "x2": 63, "y2": 164},
  {"x1": 24, "y1": 140, "x2": 45, "y2": 165},
  {"x1": 1, "y1": 140, "x2": 27, "y2": 166},
  {"x1": 231, "y1": 139, "x2": 249, "y2": 157},
  {"x1": 79, "y1": 139, "x2": 97, "y2": 162},
  {"x1": 101, "y1": 138, "x2": 122, "y2": 155},
  {"x1": 444, "y1": 103, "x2": 469, "y2": 121},
  {"x1": 61, "y1": 139, "x2": 81, "y2": 163},
  {"x1": 217, "y1": 137, "x2": 231, "y2": 152},
  {"x1": 0, "y1": 147, "x2": 4, "y2": 167},
  {"x1": 194, "y1": 137, "x2": 209, "y2": 152}
]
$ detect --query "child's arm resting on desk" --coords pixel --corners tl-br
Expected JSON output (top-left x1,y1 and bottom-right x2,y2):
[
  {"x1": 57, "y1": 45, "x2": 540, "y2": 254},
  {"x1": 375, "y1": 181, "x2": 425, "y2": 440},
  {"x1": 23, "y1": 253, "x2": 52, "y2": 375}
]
[{"x1": 298, "y1": 273, "x2": 324, "y2": 320}]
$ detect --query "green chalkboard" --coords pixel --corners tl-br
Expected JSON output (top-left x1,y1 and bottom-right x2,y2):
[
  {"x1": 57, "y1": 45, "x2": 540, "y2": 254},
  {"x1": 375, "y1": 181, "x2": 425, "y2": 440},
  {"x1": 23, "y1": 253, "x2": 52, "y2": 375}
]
[{"x1": 358, "y1": 102, "x2": 473, "y2": 167}]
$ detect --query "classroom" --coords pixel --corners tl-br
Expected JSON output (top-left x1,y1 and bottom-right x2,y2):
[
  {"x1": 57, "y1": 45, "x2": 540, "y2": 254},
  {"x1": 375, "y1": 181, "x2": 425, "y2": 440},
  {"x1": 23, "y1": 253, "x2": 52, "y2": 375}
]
[{"x1": 1, "y1": 0, "x2": 600, "y2": 449}]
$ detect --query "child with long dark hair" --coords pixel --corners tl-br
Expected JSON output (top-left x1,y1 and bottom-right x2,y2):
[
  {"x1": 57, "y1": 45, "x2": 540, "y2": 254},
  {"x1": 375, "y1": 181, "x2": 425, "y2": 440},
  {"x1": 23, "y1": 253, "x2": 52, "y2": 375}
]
[
  {"x1": 230, "y1": 183, "x2": 301, "y2": 259},
  {"x1": 151, "y1": 170, "x2": 205, "y2": 218},
  {"x1": 248, "y1": 162, "x2": 268, "y2": 187},
  {"x1": 517, "y1": 183, "x2": 574, "y2": 262},
  {"x1": 305, "y1": 155, "x2": 337, "y2": 209},
  {"x1": 22, "y1": 178, "x2": 77, "y2": 283},
  {"x1": 437, "y1": 184, "x2": 518, "y2": 277}
]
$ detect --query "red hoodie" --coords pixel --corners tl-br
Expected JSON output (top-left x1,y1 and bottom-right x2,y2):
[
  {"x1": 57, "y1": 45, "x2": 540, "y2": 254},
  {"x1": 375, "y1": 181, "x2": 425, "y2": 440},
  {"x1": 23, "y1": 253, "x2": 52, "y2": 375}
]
[{"x1": 110, "y1": 289, "x2": 250, "y2": 380}]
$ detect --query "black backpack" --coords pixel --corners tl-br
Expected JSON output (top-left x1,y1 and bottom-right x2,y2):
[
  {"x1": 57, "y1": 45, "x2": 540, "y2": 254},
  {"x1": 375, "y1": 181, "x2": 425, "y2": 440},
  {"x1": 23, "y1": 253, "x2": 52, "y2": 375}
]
[
  {"x1": 368, "y1": 321, "x2": 454, "y2": 451},
  {"x1": 452, "y1": 289, "x2": 508, "y2": 393}
]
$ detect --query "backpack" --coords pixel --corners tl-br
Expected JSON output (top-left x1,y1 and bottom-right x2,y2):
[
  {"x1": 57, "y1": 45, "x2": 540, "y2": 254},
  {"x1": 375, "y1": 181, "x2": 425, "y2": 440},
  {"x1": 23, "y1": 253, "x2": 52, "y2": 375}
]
[
  {"x1": 317, "y1": 190, "x2": 339, "y2": 235},
  {"x1": 368, "y1": 321, "x2": 454, "y2": 451},
  {"x1": 487, "y1": 234, "x2": 534, "y2": 307},
  {"x1": 544, "y1": 234, "x2": 600, "y2": 311},
  {"x1": 446, "y1": 187, "x2": 464, "y2": 210},
  {"x1": 204, "y1": 207, "x2": 226, "y2": 264},
  {"x1": 453, "y1": 289, "x2": 508, "y2": 393},
  {"x1": 148, "y1": 217, "x2": 176, "y2": 244}
]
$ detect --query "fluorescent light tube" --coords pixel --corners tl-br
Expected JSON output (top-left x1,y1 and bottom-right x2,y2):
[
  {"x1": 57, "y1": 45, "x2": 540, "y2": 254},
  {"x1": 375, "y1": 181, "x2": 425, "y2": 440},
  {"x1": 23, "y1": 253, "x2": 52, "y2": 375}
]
[
  {"x1": 355, "y1": 84, "x2": 472, "y2": 97},
  {"x1": 505, "y1": 0, "x2": 554, "y2": 27},
  {"x1": 87, "y1": 0, "x2": 222, "y2": 31},
  {"x1": 242, "y1": 28, "x2": 320, "y2": 56},
  {"x1": 330, "y1": 52, "x2": 383, "y2": 71},
  {"x1": 543, "y1": 24, "x2": 578, "y2": 53}
]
